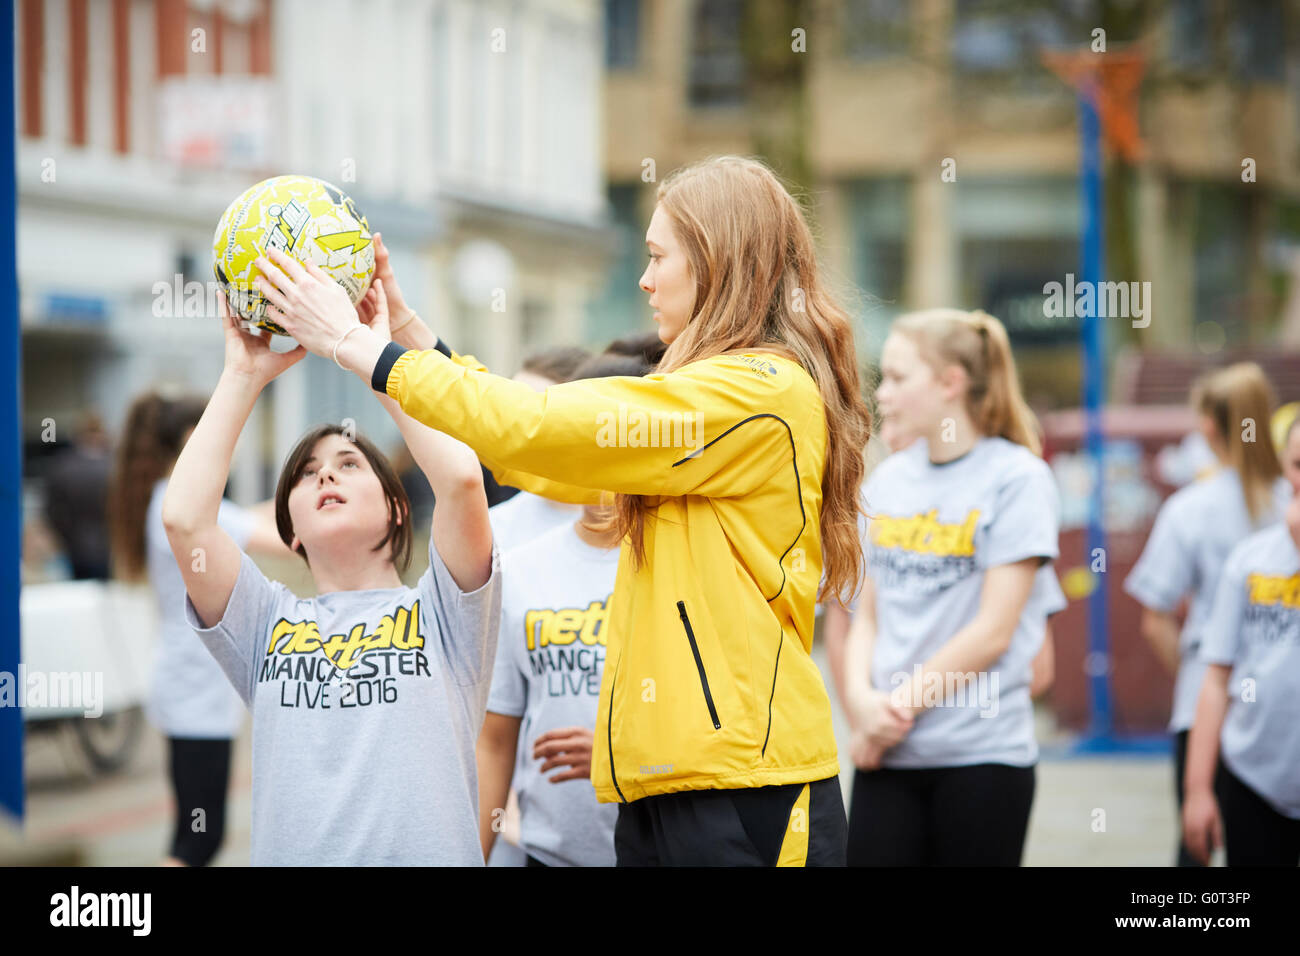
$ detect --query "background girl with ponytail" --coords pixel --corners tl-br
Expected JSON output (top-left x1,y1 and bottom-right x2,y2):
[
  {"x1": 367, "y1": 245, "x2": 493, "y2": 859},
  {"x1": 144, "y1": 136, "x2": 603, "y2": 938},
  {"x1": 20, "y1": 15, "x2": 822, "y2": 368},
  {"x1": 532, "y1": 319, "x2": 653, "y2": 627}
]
[
  {"x1": 262, "y1": 155, "x2": 872, "y2": 866},
  {"x1": 108, "y1": 391, "x2": 289, "y2": 866},
  {"x1": 1181, "y1": 416, "x2": 1300, "y2": 866},
  {"x1": 1124, "y1": 362, "x2": 1288, "y2": 866},
  {"x1": 842, "y1": 308, "x2": 1060, "y2": 866}
]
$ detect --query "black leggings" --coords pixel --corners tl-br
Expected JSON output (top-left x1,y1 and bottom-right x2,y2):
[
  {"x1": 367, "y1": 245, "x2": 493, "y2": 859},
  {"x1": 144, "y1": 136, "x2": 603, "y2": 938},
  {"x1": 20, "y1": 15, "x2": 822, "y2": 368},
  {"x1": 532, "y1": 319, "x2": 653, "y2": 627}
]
[
  {"x1": 1215, "y1": 760, "x2": 1300, "y2": 867},
  {"x1": 847, "y1": 763, "x2": 1035, "y2": 866},
  {"x1": 1172, "y1": 729, "x2": 1204, "y2": 867},
  {"x1": 166, "y1": 737, "x2": 232, "y2": 867}
]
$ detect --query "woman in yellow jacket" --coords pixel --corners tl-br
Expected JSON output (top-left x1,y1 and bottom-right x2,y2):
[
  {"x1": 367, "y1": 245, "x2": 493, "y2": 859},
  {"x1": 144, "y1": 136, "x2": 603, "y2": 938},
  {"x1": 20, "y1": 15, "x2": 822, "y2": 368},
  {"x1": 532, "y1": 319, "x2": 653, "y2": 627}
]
[{"x1": 256, "y1": 157, "x2": 872, "y2": 866}]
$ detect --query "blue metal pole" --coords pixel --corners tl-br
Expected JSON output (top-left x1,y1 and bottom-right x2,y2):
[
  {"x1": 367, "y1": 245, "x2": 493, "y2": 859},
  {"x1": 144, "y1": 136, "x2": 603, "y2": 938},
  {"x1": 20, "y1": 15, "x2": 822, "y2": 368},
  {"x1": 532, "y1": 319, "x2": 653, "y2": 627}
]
[
  {"x1": 1, "y1": 0, "x2": 26, "y2": 821},
  {"x1": 1079, "y1": 87, "x2": 1115, "y2": 747}
]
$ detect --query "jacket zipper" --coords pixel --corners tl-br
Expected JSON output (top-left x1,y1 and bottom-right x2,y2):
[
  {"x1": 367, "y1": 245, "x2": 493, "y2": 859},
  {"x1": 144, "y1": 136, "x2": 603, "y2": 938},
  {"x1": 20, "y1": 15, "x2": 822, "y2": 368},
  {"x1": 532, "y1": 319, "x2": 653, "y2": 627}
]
[
  {"x1": 606, "y1": 654, "x2": 627, "y2": 803},
  {"x1": 677, "y1": 600, "x2": 721, "y2": 730}
]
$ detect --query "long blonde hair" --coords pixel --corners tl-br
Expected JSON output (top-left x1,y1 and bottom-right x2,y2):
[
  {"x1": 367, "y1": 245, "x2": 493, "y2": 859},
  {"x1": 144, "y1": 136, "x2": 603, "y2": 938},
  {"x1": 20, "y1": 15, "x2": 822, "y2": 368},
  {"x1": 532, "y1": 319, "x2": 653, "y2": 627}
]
[
  {"x1": 1191, "y1": 362, "x2": 1281, "y2": 523},
  {"x1": 613, "y1": 156, "x2": 872, "y2": 604},
  {"x1": 891, "y1": 308, "x2": 1042, "y2": 455}
]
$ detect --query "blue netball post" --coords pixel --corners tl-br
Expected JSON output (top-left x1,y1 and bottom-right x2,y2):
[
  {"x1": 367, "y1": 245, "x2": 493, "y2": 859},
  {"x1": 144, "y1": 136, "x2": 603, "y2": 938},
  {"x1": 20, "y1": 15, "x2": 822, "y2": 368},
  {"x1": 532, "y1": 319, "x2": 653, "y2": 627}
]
[
  {"x1": 1046, "y1": 48, "x2": 1166, "y2": 755},
  {"x1": 1, "y1": 0, "x2": 26, "y2": 821}
]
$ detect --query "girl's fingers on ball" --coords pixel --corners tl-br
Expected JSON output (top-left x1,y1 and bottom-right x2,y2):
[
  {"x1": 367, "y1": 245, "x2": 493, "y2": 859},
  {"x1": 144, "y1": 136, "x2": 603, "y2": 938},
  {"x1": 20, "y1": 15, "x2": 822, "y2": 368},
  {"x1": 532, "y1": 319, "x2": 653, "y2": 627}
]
[
  {"x1": 303, "y1": 258, "x2": 331, "y2": 283},
  {"x1": 254, "y1": 255, "x2": 295, "y2": 294},
  {"x1": 256, "y1": 276, "x2": 292, "y2": 313},
  {"x1": 268, "y1": 248, "x2": 309, "y2": 283}
]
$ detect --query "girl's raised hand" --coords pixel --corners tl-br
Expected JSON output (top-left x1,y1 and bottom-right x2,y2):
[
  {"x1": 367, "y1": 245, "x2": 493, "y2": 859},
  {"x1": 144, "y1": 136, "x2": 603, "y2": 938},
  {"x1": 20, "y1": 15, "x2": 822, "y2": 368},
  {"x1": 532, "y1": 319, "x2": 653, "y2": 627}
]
[
  {"x1": 218, "y1": 292, "x2": 306, "y2": 387},
  {"x1": 356, "y1": 278, "x2": 391, "y2": 343},
  {"x1": 370, "y1": 233, "x2": 412, "y2": 326},
  {"x1": 253, "y1": 248, "x2": 359, "y2": 357}
]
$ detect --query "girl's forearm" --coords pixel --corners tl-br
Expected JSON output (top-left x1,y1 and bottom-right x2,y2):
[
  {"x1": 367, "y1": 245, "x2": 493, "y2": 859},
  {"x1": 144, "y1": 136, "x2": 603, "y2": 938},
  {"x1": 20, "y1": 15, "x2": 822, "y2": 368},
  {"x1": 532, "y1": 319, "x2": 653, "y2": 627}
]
[
  {"x1": 1141, "y1": 610, "x2": 1182, "y2": 675},
  {"x1": 843, "y1": 606, "x2": 877, "y2": 705},
  {"x1": 161, "y1": 371, "x2": 260, "y2": 533},
  {"x1": 1185, "y1": 668, "x2": 1230, "y2": 795},
  {"x1": 375, "y1": 392, "x2": 481, "y2": 498},
  {"x1": 823, "y1": 603, "x2": 851, "y2": 709},
  {"x1": 907, "y1": 619, "x2": 1009, "y2": 713},
  {"x1": 394, "y1": 313, "x2": 438, "y2": 352}
]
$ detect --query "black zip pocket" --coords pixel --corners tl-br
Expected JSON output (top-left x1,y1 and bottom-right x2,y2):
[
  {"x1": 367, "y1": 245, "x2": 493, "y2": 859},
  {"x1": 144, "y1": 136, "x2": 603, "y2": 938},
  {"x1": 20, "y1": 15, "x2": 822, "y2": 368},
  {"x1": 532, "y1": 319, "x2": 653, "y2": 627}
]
[{"x1": 677, "y1": 600, "x2": 721, "y2": 730}]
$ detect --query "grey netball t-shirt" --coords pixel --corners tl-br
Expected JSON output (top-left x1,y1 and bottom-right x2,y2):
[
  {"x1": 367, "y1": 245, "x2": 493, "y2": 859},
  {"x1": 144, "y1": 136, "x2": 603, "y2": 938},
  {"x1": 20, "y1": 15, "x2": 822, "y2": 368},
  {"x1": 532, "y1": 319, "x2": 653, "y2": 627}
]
[
  {"x1": 487, "y1": 523, "x2": 620, "y2": 867},
  {"x1": 147, "y1": 479, "x2": 258, "y2": 738},
  {"x1": 1124, "y1": 469, "x2": 1288, "y2": 732},
  {"x1": 862, "y1": 437, "x2": 1060, "y2": 769},
  {"x1": 184, "y1": 535, "x2": 502, "y2": 865},
  {"x1": 1199, "y1": 523, "x2": 1300, "y2": 820}
]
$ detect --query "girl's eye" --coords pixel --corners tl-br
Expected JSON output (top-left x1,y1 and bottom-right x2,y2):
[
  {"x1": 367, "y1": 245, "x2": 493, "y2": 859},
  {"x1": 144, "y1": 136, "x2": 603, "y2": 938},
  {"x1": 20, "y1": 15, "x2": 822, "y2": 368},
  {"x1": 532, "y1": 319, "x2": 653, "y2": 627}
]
[{"x1": 343, "y1": 460, "x2": 358, "y2": 469}]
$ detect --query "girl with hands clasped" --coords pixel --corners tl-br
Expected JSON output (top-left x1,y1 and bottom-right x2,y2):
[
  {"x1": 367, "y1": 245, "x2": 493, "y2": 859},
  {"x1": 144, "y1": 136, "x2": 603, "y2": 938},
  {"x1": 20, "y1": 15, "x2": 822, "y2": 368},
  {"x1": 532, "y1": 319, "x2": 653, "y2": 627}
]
[
  {"x1": 1181, "y1": 419, "x2": 1300, "y2": 867},
  {"x1": 162, "y1": 285, "x2": 501, "y2": 866},
  {"x1": 841, "y1": 309, "x2": 1060, "y2": 867}
]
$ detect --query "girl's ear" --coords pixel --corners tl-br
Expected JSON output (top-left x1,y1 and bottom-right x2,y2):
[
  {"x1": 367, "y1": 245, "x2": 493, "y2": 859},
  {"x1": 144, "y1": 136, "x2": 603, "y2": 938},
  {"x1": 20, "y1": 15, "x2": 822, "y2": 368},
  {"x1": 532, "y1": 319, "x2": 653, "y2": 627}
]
[
  {"x1": 938, "y1": 363, "x2": 967, "y2": 403},
  {"x1": 290, "y1": 534, "x2": 301, "y2": 552}
]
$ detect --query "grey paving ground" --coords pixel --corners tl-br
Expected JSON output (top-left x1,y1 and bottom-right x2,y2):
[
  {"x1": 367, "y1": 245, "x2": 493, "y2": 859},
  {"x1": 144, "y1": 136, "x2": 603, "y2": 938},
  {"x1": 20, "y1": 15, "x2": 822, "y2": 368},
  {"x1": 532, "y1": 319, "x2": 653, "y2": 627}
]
[{"x1": 0, "y1": 643, "x2": 1201, "y2": 867}]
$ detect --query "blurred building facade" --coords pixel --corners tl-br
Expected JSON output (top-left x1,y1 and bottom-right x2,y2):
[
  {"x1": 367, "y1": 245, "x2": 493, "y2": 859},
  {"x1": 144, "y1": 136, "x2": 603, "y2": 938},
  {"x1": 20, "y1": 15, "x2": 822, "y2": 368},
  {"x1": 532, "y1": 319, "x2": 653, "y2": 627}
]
[
  {"x1": 17, "y1": 0, "x2": 612, "y2": 516},
  {"x1": 598, "y1": 0, "x2": 1300, "y2": 409}
]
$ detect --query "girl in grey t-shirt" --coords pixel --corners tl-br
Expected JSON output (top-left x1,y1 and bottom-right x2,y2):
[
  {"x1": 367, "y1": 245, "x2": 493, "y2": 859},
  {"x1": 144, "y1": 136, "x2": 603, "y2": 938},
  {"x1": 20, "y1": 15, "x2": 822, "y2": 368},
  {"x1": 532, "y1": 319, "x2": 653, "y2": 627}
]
[
  {"x1": 842, "y1": 309, "x2": 1060, "y2": 866},
  {"x1": 1124, "y1": 362, "x2": 1287, "y2": 866},
  {"x1": 1182, "y1": 419, "x2": 1300, "y2": 866},
  {"x1": 109, "y1": 390, "x2": 291, "y2": 867},
  {"x1": 163, "y1": 287, "x2": 501, "y2": 866}
]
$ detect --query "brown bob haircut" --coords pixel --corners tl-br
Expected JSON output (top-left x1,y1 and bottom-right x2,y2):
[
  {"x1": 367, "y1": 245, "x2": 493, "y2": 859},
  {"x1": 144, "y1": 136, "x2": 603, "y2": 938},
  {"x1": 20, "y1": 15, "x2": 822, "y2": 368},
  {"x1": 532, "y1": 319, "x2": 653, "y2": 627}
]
[{"x1": 274, "y1": 423, "x2": 413, "y2": 574}]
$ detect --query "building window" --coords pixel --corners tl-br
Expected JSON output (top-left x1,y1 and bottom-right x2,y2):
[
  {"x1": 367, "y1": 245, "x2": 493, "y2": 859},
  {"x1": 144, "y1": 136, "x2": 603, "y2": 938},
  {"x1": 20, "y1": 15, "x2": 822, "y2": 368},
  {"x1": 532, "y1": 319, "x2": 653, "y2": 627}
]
[
  {"x1": 605, "y1": 0, "x2": 640, "y2": 69},
  {"x1": 845, "y1": 179, "x2": 907, "y2": 347},
  {"x1": 689, "y1": 0, "x2": 745, "y2": 109},
  {"x1": 586, "y1": 183, "x2": 650, "y2": 343},
  {"x1": 841, "y1": 0, "x2": 911, "y2": 61},
  {"x1": 1228, "y1": 0, "x2": 1284, "y2": 82},
  {"x1": 1167, "y1": 0, "x2": 1210, "y2": 70},
  {"x1": 1191, "y1": 183, "x2": 1252, "y2": 341},
  {"x1": 521, "y1": 298, "x2": 551, "y2": 354},
  {"x1": 951, "y1": 0, "x2": 1098, "y2": 91}
]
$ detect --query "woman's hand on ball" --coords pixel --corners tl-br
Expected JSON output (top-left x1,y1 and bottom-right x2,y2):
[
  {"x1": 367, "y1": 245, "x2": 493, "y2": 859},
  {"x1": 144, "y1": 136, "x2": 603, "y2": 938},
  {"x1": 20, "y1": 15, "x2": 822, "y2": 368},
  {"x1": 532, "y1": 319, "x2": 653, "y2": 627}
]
[
  {"x1": 356, "y1": 278, "x2": 391, "y2": 342},
  {"x1": 253, "y1": 248, "x2": 358, "y2": 357},
  {"x1": 218, "y1": 292, "x2": 305, "y2": 388},
  {"x1": 371, "y1": 233, "x2": 412, "y2": 325}
]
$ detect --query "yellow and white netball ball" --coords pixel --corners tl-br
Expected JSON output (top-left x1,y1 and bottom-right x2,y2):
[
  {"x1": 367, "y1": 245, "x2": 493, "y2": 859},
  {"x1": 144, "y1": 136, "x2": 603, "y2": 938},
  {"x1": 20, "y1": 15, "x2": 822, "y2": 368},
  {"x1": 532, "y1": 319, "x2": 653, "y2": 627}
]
[{"x1": 213, "y1": 175, "x2": 375, "y2": 335}]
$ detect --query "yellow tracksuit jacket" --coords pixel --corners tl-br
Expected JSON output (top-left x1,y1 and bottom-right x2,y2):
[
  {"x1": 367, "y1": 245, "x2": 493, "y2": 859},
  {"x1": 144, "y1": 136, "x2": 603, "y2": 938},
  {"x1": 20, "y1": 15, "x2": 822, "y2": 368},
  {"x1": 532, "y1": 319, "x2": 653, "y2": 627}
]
[{"x1": 381, "y1": 344, "x2": 840, "y2": 802}]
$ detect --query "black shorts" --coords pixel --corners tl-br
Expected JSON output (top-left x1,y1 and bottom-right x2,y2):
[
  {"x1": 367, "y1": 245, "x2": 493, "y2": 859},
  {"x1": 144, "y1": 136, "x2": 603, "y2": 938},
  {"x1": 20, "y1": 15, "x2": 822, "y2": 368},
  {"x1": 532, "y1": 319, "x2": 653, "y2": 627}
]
[
  {"x1": 614, "y1": 775, "x2": 847, "y2": 866},
  {"x1": 166, "y1": 736, "x2": 232, "y2": 867}
]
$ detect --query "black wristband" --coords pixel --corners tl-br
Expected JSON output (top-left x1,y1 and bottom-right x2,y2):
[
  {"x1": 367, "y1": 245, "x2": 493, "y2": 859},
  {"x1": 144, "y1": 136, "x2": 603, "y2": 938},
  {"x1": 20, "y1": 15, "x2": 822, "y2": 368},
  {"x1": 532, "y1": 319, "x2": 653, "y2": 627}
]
[
  {"x1": 433, "y1": 336, "x2": 453, "y2": 359},
  {"x1": 371, "y1": 341, "x2": 411, "y2": 394}
]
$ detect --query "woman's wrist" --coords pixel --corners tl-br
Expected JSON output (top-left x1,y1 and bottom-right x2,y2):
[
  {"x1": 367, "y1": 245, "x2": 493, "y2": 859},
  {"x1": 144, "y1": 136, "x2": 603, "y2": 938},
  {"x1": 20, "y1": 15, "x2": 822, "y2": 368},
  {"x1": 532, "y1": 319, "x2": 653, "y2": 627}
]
[
  {"x1": 218, "y1": 366, "x2": 269, "y2": 397},
  {"x1": 334, "y1": 324, "x2": 391, "y2": 381},
  {"x1": 395, "y1": 311, "x2": 438, "y2": 351}
]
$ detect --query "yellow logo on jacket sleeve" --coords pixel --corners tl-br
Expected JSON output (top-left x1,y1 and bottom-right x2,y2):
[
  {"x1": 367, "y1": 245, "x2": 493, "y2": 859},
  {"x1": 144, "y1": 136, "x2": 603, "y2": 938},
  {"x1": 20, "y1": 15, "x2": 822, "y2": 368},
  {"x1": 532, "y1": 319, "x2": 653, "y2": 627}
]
[{"x1": 869, "y1": 509, "x2": 981, "y2": 556}]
